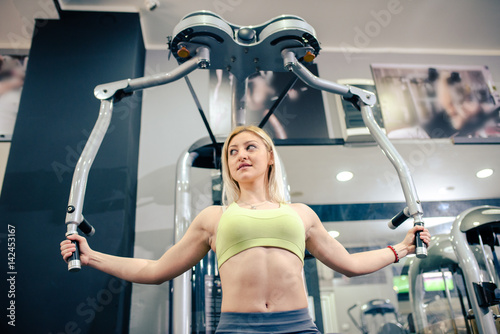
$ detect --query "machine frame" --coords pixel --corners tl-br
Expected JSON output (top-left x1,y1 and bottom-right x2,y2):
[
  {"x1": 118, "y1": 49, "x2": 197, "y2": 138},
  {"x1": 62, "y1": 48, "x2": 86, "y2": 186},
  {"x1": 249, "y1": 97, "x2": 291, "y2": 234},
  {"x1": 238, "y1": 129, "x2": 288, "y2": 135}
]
[{"x1": 63, "y1": 10, "x2": 428, "y2": 333}]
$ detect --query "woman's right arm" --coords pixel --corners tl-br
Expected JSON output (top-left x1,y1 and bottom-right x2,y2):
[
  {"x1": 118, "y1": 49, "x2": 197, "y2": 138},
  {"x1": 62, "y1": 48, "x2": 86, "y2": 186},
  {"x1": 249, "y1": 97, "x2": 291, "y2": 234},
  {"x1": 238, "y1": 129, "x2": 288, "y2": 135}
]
[{"x1": 60, "y1": 206, "x2": 219, "y2": 284}]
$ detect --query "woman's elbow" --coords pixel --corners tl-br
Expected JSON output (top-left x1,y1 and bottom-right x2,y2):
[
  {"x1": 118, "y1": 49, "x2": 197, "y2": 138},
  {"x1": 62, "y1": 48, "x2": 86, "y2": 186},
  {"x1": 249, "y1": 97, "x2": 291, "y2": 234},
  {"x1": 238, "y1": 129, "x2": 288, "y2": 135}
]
[
  {"x1": 152, "y1": 278, "x2": 167, "y2": 285},
  {"x1": 148, "y1": 271, "x2": 171, "y2": 285},
  {"x1": 341, "y1": 269, "x2": 361, "y2": 278}
]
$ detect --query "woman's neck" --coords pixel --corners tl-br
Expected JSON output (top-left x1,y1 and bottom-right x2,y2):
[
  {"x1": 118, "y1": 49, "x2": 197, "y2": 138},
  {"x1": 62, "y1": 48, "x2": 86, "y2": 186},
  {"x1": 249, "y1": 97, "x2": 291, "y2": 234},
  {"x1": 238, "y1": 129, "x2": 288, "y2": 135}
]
[{"x1": 237, "y1": 182, "x2": 270, "y2": 204}]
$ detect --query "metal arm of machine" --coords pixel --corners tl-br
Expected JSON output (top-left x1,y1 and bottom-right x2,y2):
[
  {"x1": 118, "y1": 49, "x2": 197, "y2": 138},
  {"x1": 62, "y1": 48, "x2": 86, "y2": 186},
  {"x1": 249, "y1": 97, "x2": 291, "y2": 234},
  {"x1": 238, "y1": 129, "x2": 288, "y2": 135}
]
[
  {"x1": 64, "y1": 46, "x2": 211, "y2": 272},
  {"x1": 282, "y1": 48, "x2": 427, "y2": 258},
  {"x1": 94, "y1": 46, "x2": 210, "y2": 100}
]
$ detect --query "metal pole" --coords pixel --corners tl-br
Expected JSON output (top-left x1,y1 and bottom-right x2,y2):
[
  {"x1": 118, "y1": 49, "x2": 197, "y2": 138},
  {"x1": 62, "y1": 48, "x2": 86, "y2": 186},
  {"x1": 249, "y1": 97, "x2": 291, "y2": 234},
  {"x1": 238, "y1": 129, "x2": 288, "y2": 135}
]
[
  {"x1": 231, "y1": 77, "x2": 247, "y2": 128},
  {"x1": 172, "y1": 149, "x2": 196, "y2": 333},
  {"x1": 283, "y1": 49, "x2": 426, "y2": 256},
  {"x1": 65, "y1": 98, "x2": 114, "y2": 271},
  {"x1": 477, "y1": 233, "x2": 497, "y2": 286},
  {"x1": 441, "y1": 267, "x2": 459, "y2": 333},
  {"x1": 450, "y1": 208, "x2": 497, "y2": 334},
  {"x1": 94, "y1": 47, "x2": 210, "y2": 100},
  {"x1": 408, "y1": 257, "x2": 429, "y2": 332}
]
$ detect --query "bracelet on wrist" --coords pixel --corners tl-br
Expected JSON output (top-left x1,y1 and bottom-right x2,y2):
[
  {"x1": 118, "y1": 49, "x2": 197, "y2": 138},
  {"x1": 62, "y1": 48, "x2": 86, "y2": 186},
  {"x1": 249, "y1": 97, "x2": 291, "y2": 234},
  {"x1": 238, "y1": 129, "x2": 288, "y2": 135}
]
[{"x1": 387, "y1": 245, "x2": 399, "y2": 263}]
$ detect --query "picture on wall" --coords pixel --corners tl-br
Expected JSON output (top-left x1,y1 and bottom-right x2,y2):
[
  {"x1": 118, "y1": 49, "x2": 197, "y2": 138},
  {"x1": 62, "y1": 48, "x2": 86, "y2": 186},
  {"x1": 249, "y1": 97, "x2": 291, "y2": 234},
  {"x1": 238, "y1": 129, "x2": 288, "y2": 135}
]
[
  {"x1": 0, "y1": 54, "x2": 28, "y2": 141},
  {"x1": 370, "y1": 64, "x2": 500, "y2": 142},
  {"x1": 209, "y1": 64, "x2": 334, "y2": 143}
]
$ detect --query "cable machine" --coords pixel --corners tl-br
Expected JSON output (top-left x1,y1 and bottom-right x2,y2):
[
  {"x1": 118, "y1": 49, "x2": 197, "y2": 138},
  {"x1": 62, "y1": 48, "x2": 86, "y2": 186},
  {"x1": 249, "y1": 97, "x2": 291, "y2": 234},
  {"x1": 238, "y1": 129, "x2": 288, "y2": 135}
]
[
  {"x1": 409, "y1": 206, "x2": 500, "y2": 333},
  {"x1": 63, "y1": 10, "x2": 427, "y2": 333}
]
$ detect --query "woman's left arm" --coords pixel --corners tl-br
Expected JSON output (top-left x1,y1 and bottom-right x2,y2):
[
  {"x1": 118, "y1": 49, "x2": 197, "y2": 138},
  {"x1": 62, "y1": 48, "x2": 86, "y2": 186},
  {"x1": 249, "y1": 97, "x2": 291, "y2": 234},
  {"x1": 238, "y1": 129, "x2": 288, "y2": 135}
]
[{"x1": 299, "y1": 204, "x2": 431, "y2": 277}]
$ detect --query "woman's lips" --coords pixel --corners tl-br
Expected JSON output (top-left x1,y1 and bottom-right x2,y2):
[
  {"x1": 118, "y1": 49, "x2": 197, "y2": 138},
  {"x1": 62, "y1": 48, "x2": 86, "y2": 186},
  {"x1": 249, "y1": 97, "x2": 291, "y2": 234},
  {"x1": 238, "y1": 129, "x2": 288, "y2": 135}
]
[{"x1": 238, "y1": 163, "x2": 251, "y2": 170}]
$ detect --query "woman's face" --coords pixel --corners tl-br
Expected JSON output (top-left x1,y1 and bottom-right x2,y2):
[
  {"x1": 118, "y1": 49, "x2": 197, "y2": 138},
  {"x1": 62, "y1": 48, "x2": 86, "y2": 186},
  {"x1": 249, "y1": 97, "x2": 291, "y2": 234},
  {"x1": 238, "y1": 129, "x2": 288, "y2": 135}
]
[{"x1": 227, "y1": 131, "x2": 273, "y2": 184}]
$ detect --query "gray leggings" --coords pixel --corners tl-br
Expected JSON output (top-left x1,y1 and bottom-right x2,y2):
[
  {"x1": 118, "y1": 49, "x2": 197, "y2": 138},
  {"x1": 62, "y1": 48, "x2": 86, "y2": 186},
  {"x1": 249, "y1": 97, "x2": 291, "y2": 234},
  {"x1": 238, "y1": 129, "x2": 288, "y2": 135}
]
[{"x1": 215, "y1": 307, "x2": 322, "y2": 333}]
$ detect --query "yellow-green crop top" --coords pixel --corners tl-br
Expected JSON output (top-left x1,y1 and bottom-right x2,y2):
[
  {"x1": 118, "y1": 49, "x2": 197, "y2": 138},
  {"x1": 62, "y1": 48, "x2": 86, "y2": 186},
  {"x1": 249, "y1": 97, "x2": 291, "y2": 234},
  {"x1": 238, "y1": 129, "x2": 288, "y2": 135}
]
[{"x1": 216, "y1": 202, "x2": 306, "y2": 269}]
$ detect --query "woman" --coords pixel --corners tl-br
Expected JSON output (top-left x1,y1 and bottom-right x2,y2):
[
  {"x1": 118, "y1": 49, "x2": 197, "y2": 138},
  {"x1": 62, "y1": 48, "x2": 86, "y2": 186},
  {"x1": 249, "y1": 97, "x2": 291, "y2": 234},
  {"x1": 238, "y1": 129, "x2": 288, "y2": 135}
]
[{"x1": 61, "y1": 125, "x2": 430, "y2": 333}]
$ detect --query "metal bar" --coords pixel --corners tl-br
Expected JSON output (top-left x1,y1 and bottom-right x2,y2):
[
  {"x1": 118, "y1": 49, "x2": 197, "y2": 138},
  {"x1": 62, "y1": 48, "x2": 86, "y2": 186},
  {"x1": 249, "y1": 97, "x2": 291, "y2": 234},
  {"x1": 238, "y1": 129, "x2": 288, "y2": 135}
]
[
  {"x1": 450, "y1": 207, "x2": 497, "y2": 334},
  {"x1": 283, "y1": 50, "x2": 426, "y2": 255},
  {"x1": 441, "y1": 267, "x2": 458, "y2": 333},
  {"x1": 408, "y1": 258, "x2": 429, "y2": 332},
  {"x1": 94, "y1": 47, "x2": 210, "y2": 100},
  {"x1": 173, "y1": 149, "x2": 196, "y2": 334},
  {"x1": 477, "y1": 232, "x2": 497, "y2": 285},
  {"x1": 258, "y1": 76, "x2": 298, "y2": 129},
  {"x1": 360, "y1": 105, "x2": 423, "y2": 219},
  {"x1": 184, "y1": 75, "x2": 218, "y2": 146},
  {"x1": 231, "y1": 78, "x2": 247, "y2": 127},
  {"x1": 283, "y1": 51, "x2": 351, "y2": 98},
  {"x1": 360, "y1": 103, "x2": 426, "y2": 258},
  {"x1": 65, "y1": 98, "x2": 114, "y2": 229}
]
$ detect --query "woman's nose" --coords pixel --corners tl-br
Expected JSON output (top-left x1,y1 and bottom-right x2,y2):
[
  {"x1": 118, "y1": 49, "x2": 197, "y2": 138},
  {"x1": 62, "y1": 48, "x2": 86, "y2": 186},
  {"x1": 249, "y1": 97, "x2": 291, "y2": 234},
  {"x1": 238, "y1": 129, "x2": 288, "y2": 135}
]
[{"x1": 237, "y1": 151, "x2": 247, "y2": 160}]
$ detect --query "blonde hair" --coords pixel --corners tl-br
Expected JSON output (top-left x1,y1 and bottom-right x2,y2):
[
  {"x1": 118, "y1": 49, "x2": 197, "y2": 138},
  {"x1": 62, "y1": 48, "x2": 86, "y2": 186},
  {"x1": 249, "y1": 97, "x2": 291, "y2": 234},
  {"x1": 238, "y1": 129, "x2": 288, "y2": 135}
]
[{"x1": 221, "y1": 125, "x2": 287, "y2": 207}]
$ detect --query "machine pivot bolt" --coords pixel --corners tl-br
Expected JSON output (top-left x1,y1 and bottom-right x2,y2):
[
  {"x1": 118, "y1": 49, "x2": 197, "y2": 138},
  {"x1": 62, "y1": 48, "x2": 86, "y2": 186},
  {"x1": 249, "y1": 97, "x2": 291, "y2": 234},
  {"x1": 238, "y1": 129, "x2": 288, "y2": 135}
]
[{"x1": 67, "y1": 205, "x2": 75, "y2": 213}]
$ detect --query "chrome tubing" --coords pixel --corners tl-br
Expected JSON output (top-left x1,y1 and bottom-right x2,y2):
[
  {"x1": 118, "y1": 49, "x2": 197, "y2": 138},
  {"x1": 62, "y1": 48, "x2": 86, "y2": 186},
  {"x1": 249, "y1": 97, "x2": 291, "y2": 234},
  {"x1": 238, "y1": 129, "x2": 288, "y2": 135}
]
[
  {"x1": 283, "y1": 50, "x2": 426, "y2": 257},
  {"x1": 65, "y1": 98, "x2": 114, "y2": 271},
  {"x1": 172, "y1": 149, "x2": 196, "y2": 334}
]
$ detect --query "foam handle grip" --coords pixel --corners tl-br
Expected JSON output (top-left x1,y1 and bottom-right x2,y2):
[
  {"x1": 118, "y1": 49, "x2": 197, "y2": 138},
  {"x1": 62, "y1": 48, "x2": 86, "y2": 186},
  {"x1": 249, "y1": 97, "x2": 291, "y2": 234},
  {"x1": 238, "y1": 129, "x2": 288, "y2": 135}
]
[
  {"x1": 388, "y1": 209, "x2": 409, "y2": 229},
  {"x1": 79, "y1": 218, "x2": 95, "y2": 236},
  {"x1": 414, "y1": 222, "x2": 427, "y2": 258},
  {"x1": 67, "y1": 240, "x2": 81, "y2": 272}
]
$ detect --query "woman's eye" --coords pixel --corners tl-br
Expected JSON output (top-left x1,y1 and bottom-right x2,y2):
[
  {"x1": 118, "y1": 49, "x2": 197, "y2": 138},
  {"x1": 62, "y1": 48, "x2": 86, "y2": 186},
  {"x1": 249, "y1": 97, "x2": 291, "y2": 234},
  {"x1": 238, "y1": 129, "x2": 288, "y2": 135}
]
[
  {"x1": 229, "y1": 149, "x2": 237, "y2": 156},
  {"x1": 247, "y1": 144, "x2": 256, "y2": 150}
]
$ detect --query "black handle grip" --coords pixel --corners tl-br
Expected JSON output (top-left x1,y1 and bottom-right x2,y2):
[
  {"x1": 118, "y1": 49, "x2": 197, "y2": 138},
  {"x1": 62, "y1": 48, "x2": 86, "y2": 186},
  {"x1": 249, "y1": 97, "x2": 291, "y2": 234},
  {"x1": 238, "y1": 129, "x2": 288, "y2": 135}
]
[
  {"x1": 78, "y1": 218, "x2": 95, "y2": 236},
  {"x1": 67, "y1": 238, "x2": 81, "y2": 272},
  {"x1": 414, "y1": 222, "x2": 427, "y2": 258},
  {"x1": 388, "y1": 208, "x2": 410, "y2": 229}
]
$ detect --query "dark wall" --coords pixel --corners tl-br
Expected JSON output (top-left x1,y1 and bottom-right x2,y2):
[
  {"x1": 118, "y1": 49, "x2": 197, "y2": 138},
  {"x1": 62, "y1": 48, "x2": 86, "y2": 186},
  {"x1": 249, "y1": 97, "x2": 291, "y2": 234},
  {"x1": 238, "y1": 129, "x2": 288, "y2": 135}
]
[{"x1": 0, "y1": 11, "x2": 144, "y2": 334}]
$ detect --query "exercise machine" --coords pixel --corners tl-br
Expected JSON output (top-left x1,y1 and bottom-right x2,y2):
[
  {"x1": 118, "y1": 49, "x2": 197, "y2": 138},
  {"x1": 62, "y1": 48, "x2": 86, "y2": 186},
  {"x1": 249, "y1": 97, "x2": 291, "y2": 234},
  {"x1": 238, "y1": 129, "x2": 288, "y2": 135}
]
[
  {"x1": 348, "y1": 299, "x2": 407, "y2": 334},
  {"x1": 63, "y1": 10, "x2": 427, "y2": 333},
  {"x1": 408, "y1": 234, "x2": 467, "y2": 333},
  {"x1": 450, "y1": 206, "x2": 500, "y2": 333},
  {"x1": 409, "y1": 206, "x2": 500, "y2": 333}
]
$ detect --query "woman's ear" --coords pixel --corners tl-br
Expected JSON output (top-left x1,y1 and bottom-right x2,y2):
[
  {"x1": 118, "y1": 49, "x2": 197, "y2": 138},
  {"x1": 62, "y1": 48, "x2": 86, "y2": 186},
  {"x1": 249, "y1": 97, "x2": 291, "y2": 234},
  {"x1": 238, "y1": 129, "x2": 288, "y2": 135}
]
[{"x1": 268, "y1": 150, "x2": 274, "y2": 166}]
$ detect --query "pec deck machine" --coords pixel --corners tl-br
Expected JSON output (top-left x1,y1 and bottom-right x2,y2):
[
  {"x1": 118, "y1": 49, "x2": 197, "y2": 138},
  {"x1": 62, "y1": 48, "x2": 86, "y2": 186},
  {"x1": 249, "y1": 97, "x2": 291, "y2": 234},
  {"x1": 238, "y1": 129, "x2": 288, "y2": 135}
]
[{"x1": 64, "y1": 11, "x2": 430, "y2": 333}]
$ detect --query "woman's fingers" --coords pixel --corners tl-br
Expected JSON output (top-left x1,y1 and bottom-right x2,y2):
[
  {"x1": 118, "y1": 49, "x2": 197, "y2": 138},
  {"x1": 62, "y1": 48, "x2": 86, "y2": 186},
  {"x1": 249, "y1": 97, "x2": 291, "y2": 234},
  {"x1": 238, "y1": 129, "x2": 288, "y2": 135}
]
[
  {"x1": 60, "y1": 238, "x2": 77, "y2": 262},
  {"x1": 416, "y1": 227, "x2": 431, "y2": 245}
]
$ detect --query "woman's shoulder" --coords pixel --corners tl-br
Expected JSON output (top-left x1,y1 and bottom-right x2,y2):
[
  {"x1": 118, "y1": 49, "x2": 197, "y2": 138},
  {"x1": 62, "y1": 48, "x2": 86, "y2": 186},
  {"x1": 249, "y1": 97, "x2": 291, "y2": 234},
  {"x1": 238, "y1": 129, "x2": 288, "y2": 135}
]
[
  {"x1": 191, "y1": 205, "x2": 224, "y2": 234},
  {"x1": 198, "y1": 205, "x2": 225, "y2": 217},
  {"x1": 287, "y1": 202, "x2": 316, "y2": 218},
  {"x1": 288, "y1": 202, "x2": 312, "y2": 212},
  {"x1": 287, "y1": 203, "x2": 320, "y2": 229}
]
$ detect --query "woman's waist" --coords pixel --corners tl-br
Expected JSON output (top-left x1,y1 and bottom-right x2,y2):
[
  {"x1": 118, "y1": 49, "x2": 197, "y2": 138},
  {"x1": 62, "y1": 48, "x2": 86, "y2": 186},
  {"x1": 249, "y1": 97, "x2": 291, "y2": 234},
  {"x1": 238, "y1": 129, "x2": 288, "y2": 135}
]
[
  {"x1": 216, "y1": 307, "x2": 319, "y2": 333},
  {"x1": 220, "y1": 293, "x2": 309, "y2": 313},
  {"x1": 220, "y1": 306, "x2": 310, "y2": 317}
]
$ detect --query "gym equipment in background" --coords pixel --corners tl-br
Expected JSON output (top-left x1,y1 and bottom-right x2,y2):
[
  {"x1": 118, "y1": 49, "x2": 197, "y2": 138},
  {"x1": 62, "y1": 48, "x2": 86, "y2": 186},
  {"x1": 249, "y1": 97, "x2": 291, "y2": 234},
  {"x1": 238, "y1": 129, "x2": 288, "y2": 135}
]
[{"x1": 348, "y1": 299, "x2": 407, "y2": 334}]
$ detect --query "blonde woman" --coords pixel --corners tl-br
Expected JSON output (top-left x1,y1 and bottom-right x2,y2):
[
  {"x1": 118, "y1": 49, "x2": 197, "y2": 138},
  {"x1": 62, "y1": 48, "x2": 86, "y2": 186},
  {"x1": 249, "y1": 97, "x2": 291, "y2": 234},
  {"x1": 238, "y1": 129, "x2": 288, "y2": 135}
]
[{"x1": 61, "y1": 125, "x2": 430, "y2": 333}]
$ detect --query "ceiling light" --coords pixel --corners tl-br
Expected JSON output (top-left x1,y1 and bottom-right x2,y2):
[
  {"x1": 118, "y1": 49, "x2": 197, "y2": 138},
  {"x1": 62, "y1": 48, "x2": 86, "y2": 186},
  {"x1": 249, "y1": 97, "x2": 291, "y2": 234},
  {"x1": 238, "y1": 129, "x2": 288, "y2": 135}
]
[
  {"x1": 476, "y1": 168, "x2": 493, "y2": 179},
  {"x1": 328, "y1": 230, "x2": 340, "y2": 238},
  {"x1": 336, "y1": 171, "x2": 353, "y2": 182}
]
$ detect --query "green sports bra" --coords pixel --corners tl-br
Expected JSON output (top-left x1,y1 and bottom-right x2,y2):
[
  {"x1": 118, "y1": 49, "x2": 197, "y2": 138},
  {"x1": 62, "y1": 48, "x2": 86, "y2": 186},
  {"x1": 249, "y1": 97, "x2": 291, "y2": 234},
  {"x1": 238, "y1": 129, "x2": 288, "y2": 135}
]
[{"x1": 216, "y1": 202, "x2": 306, "y2": 269}]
